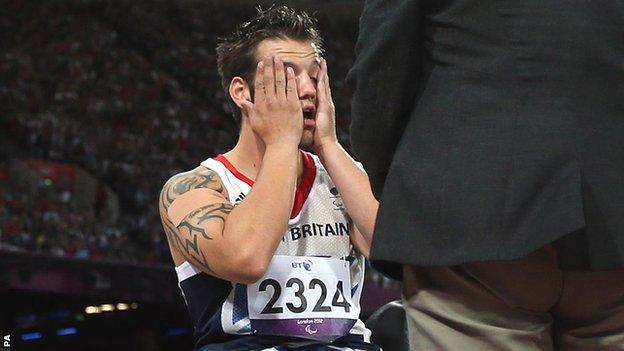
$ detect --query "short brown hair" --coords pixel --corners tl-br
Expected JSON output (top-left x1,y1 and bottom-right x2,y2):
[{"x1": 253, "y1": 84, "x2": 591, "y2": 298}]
[{"x1": 216, "y1": 5, "x2": 325, "y2": 125}]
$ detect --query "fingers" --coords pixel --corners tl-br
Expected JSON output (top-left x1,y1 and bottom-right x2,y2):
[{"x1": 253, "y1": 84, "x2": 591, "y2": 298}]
[
  {"x1": 321, "y1": 58, "x2": 331, "y2": 97},
  {"x1": 253, "y1": 61, "x2": 265, "y2": 102},
  {"x1": 316, "y1": 58, "x2": 325, "y2": 102},
  {"x1": 316, "y1": 58, "x2": 330, "y2": 102},
  {"x1": 274, "y1": 56, "x2": 287, "y2": 100},
  {"x1": 263, "y1": 55, "x2": 276, "y2": 101},
  {"x1": 286, "y1": 67, "x2": 298, "y2": 101},
  {"x1": 240, "y1": 100, "x2": 253, "y2": 117}
]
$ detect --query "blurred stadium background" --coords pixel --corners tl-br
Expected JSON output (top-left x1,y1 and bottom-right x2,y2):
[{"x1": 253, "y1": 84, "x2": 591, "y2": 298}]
[{"x1": 0, "y1": 1, "x2": 400, "y2": 350}]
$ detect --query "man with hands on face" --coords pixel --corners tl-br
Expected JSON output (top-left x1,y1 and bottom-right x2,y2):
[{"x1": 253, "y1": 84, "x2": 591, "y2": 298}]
[{"x1": 159, "y1": 6, "x2": 379, "y2": 351}]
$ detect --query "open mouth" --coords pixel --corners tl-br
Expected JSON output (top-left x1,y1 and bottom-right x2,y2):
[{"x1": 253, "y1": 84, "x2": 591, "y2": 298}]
[
  {"x1": 302, "y1": 106, "x2": 316, "y2": 128},
  {"x1": 302, "y1": 107, "x2": 316, "y2": 120}
]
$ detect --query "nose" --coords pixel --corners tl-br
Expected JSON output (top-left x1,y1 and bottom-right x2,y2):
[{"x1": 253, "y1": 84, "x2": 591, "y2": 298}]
[{"x1": 297, "y1": 74, "x2": 317, "y2": 102}]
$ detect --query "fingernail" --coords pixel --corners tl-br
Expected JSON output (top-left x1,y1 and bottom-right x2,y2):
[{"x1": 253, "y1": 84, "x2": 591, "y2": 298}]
[{"x1": 258, "y1": 61, "x2": 263, "y2": 68}]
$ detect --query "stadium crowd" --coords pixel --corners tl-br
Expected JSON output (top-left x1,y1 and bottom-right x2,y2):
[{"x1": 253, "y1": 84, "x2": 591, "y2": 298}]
[
  {"x1": 0, "y1": 167, "x2": 131, "y2": 261},
  {"x1": 0, "y1": 1, "x2": 369, "y2": 270}
]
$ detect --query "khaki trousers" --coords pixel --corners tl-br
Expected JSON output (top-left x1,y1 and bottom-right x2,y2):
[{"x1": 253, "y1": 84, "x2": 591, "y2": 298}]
[{"x1": 403, "y1": 246, "x2": 624, "y2": 350}]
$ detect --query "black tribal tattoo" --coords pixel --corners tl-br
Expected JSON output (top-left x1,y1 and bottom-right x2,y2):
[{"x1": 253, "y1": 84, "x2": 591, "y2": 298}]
[
  {"x1": 163, "y1": 169, "x2": 226, "y2": 206},
  {"x1": 161, "y1": 219, "x2": 214, "y2": 272},
  {"x1": 158, "y1": 168, "x2": 232, "y2": 274},
  {"x1": 196, "y1": 203, "x2": 233, "y2": 225}
]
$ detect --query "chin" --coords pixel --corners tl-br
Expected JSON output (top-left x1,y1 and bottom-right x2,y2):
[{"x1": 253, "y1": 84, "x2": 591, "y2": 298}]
[{"x1": 299, "y1": 130, "x2": 315, "y2": 149}]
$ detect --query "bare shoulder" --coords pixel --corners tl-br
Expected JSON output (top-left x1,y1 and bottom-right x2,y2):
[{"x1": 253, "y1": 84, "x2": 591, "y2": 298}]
[
  {"x1": 158, "y1": 166, "x2": 232, "y2": 270},
  {"x1": 160, "y1": 166, "x2": 229, "y2": 210}
]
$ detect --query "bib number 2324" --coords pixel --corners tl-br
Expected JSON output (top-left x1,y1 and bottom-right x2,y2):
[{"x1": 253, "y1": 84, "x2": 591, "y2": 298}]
[
  {"x1": 258, "y1": 277, "x2": 351, "y2": 314},
  {"x1": 247, "y1": 255, "x2": 359, "y2": 341}
]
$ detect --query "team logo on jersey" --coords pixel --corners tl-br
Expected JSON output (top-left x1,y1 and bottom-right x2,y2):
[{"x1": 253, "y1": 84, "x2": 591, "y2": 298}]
[
  {"x1": 329, "y1": 187, "x2": 345, "y2": 211},
  {"x1": 332, "y1": 198, "x2": 344, "y2": 210}
]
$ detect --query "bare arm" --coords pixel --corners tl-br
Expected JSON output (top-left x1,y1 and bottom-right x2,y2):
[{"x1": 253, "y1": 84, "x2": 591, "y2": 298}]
[
  {"x1": 319, "y1": 142, "x2": 379, "y2": 254},
  {"x1": 159, "y1": 55, "x2": 303, "y2": 284},
  {"x1": 313, "y1": 58, "x2": 378, "y2": 254},
  {"x1": 317, "y1": 142, "x2": 378, "y2": 255},
  {"x1": 349, "y1": 223, "x2": 372, "y2": 258},
  {"x1": 159, "y1": 167, "x2": 233, "y2": 276},
  {"x1": 159, "y1": 148, "x2": 298, "y2": 284}
]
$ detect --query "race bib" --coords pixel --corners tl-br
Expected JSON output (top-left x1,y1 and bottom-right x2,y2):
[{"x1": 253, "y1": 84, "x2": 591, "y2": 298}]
[{"x1": 247, "y1": 255, "x2": 359, "y2": 342}]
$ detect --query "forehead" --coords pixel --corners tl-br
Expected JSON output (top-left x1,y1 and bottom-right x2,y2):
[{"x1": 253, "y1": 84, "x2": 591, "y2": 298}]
[{"x1": 255, "y1": 38, "x2": 321, "y2": 66}]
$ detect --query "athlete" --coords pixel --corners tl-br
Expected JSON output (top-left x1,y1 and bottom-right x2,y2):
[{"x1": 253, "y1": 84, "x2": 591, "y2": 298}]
[{"x1": 159, "y1": 6, "x2": 379, "y2": 351}]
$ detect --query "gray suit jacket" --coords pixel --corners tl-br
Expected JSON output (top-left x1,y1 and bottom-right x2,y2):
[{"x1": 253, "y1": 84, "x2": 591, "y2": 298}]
[{"x1": 348, "y1": 0, "x2": 624, "y2": 278}]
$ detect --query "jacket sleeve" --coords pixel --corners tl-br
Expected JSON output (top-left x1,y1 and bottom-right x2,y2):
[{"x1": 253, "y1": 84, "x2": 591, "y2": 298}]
[{"x1": 347, "y1": 0, "x2": 423, "y2": 198}]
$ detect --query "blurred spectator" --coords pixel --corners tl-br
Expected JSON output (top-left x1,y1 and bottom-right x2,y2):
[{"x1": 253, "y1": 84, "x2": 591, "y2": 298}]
[{"x1": 0, "y1": 1, "x2": 366, "y2": 275}]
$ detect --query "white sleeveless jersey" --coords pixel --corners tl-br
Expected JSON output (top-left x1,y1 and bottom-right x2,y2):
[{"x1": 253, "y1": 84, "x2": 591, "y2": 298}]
[{"x1": 175, "y1": 151, "x2": 372, "y2": 349}]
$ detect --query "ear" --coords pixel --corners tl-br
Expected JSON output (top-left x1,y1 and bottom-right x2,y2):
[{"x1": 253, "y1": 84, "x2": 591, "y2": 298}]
[{"x1": 229, "y1": 76, "x2": 251, "y2": 115}]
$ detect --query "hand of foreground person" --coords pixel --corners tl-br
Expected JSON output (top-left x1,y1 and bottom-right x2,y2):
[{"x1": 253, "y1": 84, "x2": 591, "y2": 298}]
[
  {"x1": 241, "y1": 55, "x2": 303, "y2": 149},
  {"x1": 313, "y1": 58, "x2": 338, "y2": 153}
]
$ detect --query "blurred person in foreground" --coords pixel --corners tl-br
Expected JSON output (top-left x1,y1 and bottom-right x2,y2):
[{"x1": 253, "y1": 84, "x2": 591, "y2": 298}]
[
  {"x1": 159, "y1": 6, "x2": 379, "y2": 351},
  {"x1": 348, "y1": 0, "x2": 624, "y2": 350}
]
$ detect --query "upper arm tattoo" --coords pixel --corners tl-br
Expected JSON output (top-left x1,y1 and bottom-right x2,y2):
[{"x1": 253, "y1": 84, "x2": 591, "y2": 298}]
[
  {"x1": 159, "y1": 168, "x2": 233, "y2": 273},
  {"x1": 162, "y1": 168, "x2": 226, "y2": 205}
]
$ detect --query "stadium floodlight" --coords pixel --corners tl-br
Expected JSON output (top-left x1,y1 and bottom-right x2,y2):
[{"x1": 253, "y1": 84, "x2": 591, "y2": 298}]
[
  {"x1": 100, "y1": 304, "x2": 115, "y2": 312},
  {"x1": 84, "y1": 306, "x2": 101, "y2": 314},
  {"x1": 116, "y1": 303, "x2": 130, "y2": 310},
  {"x1": 130, "y1": 302, "x2": 139, "y2": 309}
]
